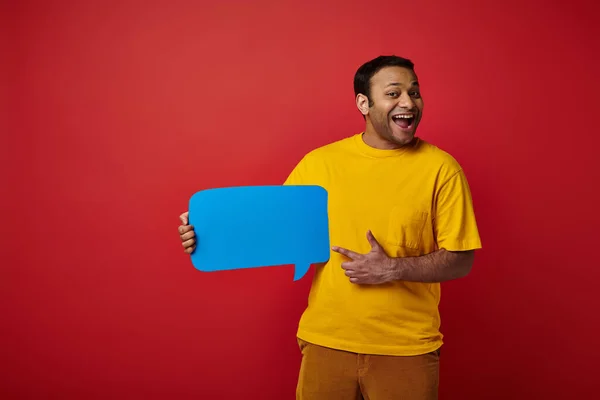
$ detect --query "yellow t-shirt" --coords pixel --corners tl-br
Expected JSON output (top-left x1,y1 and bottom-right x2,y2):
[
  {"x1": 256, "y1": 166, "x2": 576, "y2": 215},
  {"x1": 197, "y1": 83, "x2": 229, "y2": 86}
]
[{"x1": 284, "y1": 133, "x2": 482, "y2": 356}]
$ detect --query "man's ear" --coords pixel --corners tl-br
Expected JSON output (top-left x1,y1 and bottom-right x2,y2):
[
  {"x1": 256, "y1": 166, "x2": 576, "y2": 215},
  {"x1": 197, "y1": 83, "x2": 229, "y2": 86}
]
[{"x1": 356, "y1": 94, "x2": 370, "y2": 117}]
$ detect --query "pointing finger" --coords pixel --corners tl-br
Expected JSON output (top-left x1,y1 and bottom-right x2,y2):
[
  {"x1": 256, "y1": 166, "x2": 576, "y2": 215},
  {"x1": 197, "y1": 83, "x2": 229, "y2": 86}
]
[{"x1": 332, "y1": 246, "x2": 361, "y2": 260}]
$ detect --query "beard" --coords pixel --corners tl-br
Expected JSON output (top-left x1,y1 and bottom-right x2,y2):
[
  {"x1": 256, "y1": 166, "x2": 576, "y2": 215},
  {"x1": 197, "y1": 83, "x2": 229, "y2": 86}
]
[{"x1": 370, "y1": 111, "x2": 418, "y2": 147}]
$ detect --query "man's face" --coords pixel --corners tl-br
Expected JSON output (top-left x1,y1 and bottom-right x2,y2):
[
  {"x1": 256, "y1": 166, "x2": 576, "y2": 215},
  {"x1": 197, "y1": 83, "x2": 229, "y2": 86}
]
[{"x1": 358, "y1": 66, "x2": 424, "y2": 147}]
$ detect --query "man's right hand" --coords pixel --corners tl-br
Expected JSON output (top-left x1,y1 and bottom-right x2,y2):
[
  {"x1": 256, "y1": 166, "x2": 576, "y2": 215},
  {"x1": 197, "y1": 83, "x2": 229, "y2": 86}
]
[{"x1": 178, "y1": 211, "x2": 196, "y2": 254}]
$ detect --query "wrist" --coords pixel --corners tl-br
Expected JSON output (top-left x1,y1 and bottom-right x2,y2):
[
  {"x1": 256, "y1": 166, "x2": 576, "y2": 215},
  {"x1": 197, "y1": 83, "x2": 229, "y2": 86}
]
[{"x1": 387, "y1": 256, "x2": 405, "y2": 282}]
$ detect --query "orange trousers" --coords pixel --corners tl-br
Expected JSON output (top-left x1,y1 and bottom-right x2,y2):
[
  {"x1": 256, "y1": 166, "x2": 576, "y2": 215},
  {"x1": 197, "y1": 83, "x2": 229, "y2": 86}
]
[{"x1": 296, "y1": 339, "x2": 440, "y2": 400}]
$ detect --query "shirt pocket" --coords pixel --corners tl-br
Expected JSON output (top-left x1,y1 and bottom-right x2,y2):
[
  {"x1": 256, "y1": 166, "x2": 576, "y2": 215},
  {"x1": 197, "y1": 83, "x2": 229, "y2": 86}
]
[{"x1": 386, "y1": 206, "x2": 429, "y2": 250}]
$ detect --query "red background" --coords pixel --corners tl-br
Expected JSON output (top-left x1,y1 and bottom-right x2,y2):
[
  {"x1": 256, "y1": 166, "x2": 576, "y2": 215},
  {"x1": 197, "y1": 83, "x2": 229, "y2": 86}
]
[{"x1": 2, "y1": 0, "x2": 600, "y2": 398}]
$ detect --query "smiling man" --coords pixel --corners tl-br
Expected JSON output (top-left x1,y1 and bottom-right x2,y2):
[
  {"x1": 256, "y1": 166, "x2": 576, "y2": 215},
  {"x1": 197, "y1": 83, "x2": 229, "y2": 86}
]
[{"x1": 178, "y1": 55, "x2": 482, "y2": 400}]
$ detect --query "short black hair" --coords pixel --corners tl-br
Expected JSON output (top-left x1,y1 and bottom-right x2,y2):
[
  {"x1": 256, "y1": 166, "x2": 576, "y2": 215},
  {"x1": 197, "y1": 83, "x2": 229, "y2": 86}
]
[{"x1": 353, "y1": 55, "x2": 415, "y2": 102}]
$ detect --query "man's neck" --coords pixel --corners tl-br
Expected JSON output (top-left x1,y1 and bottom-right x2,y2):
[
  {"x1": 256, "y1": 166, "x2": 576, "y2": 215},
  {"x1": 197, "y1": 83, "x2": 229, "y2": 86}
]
[{"x1": 362, "y1": 126, "x2": 403, "y2": 150}]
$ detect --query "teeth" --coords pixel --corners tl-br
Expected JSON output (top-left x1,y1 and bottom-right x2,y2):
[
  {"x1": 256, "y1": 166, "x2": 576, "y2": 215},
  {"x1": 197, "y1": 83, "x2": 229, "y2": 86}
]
[{"x1": 393, "y1": 115, "x2": 414, "y2": 119}]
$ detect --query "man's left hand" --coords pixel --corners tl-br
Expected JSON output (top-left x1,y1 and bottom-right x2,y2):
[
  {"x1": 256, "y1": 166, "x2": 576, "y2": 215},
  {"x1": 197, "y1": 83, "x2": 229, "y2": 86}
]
[{"x1": 331, "y1": 230, "x2": 395, "y2": 285}]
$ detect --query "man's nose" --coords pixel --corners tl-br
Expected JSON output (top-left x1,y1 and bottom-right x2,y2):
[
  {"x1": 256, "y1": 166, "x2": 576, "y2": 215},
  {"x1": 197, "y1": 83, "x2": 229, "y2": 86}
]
[{"x1": 398, "y1": 92, "x2": 415, "y2": 109}]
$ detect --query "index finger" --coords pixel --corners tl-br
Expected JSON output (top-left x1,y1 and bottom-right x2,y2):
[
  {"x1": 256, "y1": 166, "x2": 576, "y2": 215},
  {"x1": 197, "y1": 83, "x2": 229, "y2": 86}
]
[
  {"x1": 179, "y1": 224, "x2": 194, "y2": 234},
  {"x1": 331, "y1": 246, "x2": 360, "y2": 260}
]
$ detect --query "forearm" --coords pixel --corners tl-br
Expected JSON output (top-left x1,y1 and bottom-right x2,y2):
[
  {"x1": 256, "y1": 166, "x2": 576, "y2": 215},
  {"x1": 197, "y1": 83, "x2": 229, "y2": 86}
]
[{"x1": 390, "y1": 249, "x2": 474, "y2": 283}]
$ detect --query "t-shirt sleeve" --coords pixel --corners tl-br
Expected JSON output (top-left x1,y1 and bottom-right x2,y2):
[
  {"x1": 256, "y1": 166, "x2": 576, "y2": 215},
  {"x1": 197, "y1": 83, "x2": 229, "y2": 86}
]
[
  {"x1": 283, "y1": 155, "x2": 308, "y2": 185},
  {"x1": 433, "y1": 168, "x2": 482, "y2": 251}
]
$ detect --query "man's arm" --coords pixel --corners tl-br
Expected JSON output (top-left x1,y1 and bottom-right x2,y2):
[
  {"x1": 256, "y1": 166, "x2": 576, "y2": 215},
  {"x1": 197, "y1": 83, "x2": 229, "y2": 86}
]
[
  {"x1": 333, "y1": 230, "x2": 476, "y2": 285},
  {"x1": 389, "y1": 248, "x2": 475, "y2": 283}
]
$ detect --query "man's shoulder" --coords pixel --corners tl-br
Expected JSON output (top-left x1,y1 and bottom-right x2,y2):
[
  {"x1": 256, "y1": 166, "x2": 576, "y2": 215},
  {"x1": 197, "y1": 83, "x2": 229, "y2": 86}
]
[
  {"x1": 415, "y1": 139, "x2": 463, "y2": 173},
  {"x1": 284, "y1": 135, "x2": 355, "y2": 184},
  {"x1": 305, "y1": 135, "x2": 355, "y2": 157},
  {"x1": 298, "y1": 135, "x2": 356, "y2": 164}
]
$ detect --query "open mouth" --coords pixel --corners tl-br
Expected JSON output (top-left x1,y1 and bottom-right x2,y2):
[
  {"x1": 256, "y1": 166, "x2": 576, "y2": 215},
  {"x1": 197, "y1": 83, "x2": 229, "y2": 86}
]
[{"x1": 391, "y1": 114, "x2": 415, "y2": 130}]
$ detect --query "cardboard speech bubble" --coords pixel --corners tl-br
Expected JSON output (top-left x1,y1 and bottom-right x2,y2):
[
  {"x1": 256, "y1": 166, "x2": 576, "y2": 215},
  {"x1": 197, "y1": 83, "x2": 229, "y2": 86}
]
[{"x1": 188, "y1": 185, "x2": 330, "y2": 280}]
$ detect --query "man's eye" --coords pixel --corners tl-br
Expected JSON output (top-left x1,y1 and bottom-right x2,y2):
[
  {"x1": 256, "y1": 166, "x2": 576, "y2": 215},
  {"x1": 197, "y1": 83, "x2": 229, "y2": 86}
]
[
  {"x1": 410, "y1": 91, "x2": 421, "y2": 98},
  {"x1": 387, "y1": 92, "x2": 398, "y2": 97}
]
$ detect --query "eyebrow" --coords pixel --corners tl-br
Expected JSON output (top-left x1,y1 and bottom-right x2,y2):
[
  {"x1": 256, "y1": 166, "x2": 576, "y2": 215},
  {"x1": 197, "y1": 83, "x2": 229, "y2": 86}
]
[{"x1": 385, "y1": 81, "x2": 420, "y2": 88}]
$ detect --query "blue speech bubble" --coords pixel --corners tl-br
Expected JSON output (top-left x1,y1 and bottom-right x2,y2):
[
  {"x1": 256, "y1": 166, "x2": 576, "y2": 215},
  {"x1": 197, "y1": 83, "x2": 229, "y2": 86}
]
[{"x1": 188, "y1": 185, "x2": 330, "y2": 280}]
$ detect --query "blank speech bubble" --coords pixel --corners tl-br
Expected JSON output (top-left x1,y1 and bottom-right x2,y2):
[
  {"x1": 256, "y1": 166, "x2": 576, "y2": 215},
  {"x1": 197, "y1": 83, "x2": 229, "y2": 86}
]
[{"x1": 188, "y1": 185, "x2": 330, "y2": 280}]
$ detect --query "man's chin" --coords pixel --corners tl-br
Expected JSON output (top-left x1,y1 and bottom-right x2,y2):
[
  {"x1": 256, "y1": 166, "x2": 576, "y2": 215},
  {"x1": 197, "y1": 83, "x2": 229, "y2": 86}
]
[{"x1": 389, "y1": 128, "x2": 416, "y2": 146}]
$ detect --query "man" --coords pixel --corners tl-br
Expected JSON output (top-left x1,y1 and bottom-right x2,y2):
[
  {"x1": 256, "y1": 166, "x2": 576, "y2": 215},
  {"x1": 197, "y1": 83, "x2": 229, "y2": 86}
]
[{"x1": 178, "y1": 55, "x2": 481, "y2": 399}]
